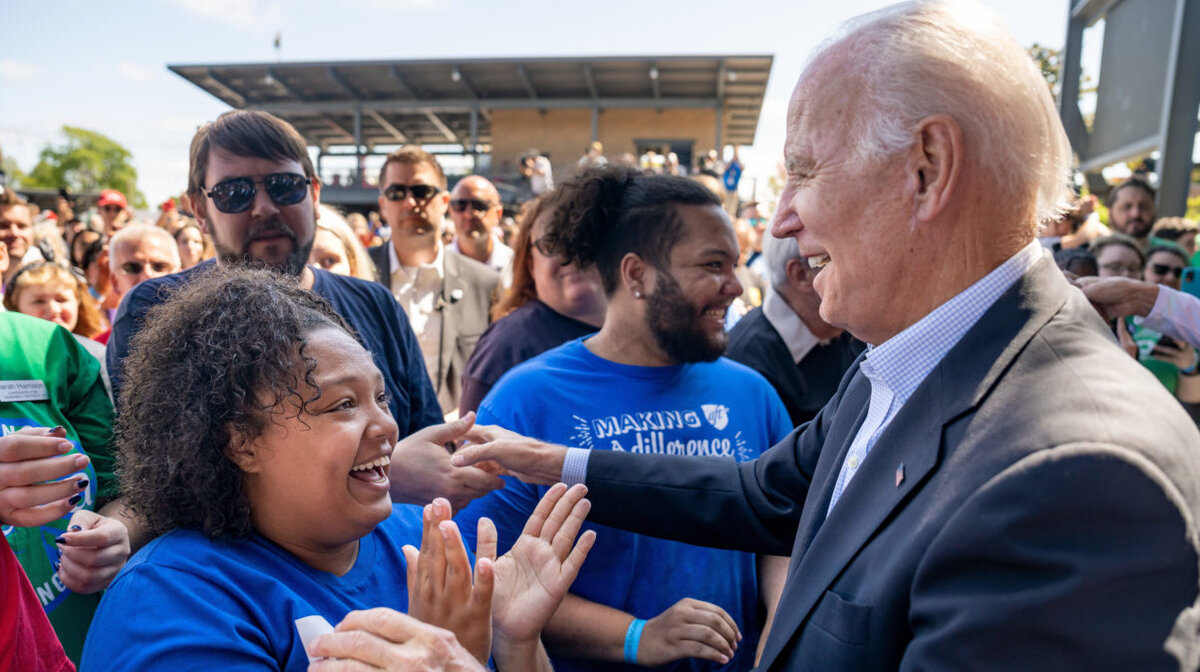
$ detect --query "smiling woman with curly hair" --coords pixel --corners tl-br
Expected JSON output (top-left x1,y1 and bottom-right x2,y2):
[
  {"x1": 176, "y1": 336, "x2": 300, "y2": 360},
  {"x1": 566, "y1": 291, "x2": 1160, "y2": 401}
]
[{"x1": 79, "y1": 264, "x2": 594, "y2": 671}]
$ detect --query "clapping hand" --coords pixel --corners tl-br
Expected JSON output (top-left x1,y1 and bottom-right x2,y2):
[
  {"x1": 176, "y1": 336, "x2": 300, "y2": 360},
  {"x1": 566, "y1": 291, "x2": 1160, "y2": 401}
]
[
  {"x1": 404, "y1": 499, "x2": 494, "y2": 664},
  {"x1": 490, "y1": 483, "x2": 596, "y2": 646}
]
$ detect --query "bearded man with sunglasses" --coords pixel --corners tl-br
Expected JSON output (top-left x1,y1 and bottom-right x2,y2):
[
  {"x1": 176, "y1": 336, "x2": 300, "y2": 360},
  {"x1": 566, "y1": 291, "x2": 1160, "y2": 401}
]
[
  {"x1": 368, "y1": 146, "x2": 500, "y2": 416},
  {"x1": 108, "y1": 110, "x2": 504, "y2": 511}
]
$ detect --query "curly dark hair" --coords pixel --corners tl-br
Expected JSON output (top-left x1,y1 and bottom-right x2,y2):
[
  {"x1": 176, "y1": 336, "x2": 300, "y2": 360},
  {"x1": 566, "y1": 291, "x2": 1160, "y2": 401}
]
[
  {"x1": 540, "y1": 166, "x2": 722, "y2": 295},
  {"x1": 115, "y1": 264, "x2": 353, "y2": 539}
]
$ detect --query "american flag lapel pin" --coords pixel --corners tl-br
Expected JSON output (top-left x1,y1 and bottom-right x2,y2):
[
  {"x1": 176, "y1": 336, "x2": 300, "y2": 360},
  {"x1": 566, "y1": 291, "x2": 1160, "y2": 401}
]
[{"x1": 895, "y1": 463, "x2": 906, "y2": 487}]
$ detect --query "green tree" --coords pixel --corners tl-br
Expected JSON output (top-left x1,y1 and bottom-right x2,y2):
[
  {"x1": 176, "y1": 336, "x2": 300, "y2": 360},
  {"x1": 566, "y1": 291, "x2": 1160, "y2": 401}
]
[
  {"x1": 23, "y1": 126, "x2": 145, "y2": 207},
  {"x1": 0, "y1": 154, "x2": 24, "y2": 187},
  {"x1": 1028, "y1": 43, "x2": 1061, "y2": 96}
]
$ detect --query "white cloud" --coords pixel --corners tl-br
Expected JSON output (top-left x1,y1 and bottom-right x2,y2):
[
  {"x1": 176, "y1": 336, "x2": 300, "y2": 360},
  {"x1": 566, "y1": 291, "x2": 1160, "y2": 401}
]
[
  {"x1": 0, "y1": 60, "x2": 38, "y2": 82},
  {"x1": 165, "y1": 0, "x2": 283, "y2": 28},
  {"x1": 118, "y1": 61, "x2": 157, "y2": 83}
]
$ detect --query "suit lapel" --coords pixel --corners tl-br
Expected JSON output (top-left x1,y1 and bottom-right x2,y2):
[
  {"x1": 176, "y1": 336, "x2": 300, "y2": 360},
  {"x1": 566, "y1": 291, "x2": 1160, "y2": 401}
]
[{"x1": 757, "y1": 255, "x2": 1072, "y2": 670}]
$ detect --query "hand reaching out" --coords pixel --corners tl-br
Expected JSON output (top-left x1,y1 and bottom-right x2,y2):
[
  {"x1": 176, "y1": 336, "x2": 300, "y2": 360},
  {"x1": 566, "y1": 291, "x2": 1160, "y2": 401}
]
[
  {"x1": 491, "y1": 483, "x2": 597, "y2": 645},
  {"x1": 390, "y1": 414, "x2": 505, "y2": 513},
  {"x1": 56, "y1": 508, "x2": 131, "y2": 594}
]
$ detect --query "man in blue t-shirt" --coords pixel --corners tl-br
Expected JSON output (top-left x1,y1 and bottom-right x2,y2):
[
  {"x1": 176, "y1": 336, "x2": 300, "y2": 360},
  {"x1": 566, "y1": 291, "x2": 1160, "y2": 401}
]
[
  {"x1": 108, "y1": 110, "x2": 503, "y2": 511},
  {"x1": 456, "y1": 169, "x2": 791, "y2": 672}
]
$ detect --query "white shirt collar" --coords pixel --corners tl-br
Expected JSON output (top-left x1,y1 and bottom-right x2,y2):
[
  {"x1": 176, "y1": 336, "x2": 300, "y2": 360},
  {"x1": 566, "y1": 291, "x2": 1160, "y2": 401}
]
[
  {"x1": 389, "y1": 240, "x2": 444, "y2": 284},
  {"x1": 762, "y1": 291, "x2": 825, "y2": 364}
]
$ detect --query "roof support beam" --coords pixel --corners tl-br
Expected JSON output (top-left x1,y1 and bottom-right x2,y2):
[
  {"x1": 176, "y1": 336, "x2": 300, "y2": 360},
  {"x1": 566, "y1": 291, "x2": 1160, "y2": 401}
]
[
  {"x1": 388, "y1": 66, "x2": 416, "y2": 98},
  {"x1": 582, "y1": 65, "x2": 599, "y2": 100},
  {"x1": 267, "y1": 66, "x2": 306, "y2": 101},
  {"x1": 453, "y1": 66, "x2": 481, "y2": 99},
  {"x1": 650, "y1": 62, "x2": 661, "y2": 100},
  {"x1": 366, "y1": 109, "x2": 408, "y2": 144},
  {"x1": 424, "y1": 111, "x2": 458, "y2": 143},
  {"x1": 206, "y1": 68, "x2": 247, "y2": 106},
  {"x1": 716, "y1": 60, "x2": 727, "y2": 100},
  {"x1": 516, "y1": 64, "x2": 538, "y2": 99},
  {"x1": 328, "y1": 67, "x2": 361, "y2": 98}
]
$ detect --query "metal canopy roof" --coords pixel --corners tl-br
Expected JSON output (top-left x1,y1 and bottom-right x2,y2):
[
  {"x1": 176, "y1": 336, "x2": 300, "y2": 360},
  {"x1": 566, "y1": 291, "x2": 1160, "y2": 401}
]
[{"x1": 167, "y1": 55, "x2": 773, "y2": 150}]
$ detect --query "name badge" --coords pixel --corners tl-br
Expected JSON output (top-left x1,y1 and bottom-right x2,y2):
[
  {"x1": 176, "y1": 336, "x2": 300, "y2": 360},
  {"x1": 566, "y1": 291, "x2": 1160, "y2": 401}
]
[{"x1": 0, "y1": 380, "x2": 49, "y2": 403}]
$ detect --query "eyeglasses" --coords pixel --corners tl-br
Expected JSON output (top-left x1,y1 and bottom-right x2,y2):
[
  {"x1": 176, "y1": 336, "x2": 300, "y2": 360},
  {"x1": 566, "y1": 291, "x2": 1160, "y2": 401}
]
[
  {"x1": 449, "y1": 198, "x2": 495, "y2": 214},
  {"x1": 1150, "y1": 264, "x2": 1185, "y2": 278},
  {"x1": 118, "y1": 260, "x2": 176, "y2": 276},
  {"x1": 382, "y1": 183, "x2": 440, "y2": 202},
  {"x1": 532, "y1": 235, "x2": 554, "y2": 256},
  {"x1": 204, "y1": 173, "x2": 311, "y2": 214},
  {"x1": 1100, "y1": 262, "x2": 1142, "y2": 275}
]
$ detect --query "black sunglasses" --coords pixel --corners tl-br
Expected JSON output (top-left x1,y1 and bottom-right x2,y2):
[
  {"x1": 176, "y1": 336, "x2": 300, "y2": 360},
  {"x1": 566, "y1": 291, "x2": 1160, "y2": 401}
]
[
  {"x1": 449, "y1": 198, "x2": 495, "y2": 214},
  {"x1": 118, "y1": 260, "x2": 176, "y2": 276},
  {"x1": 204, "y1": 173, "x2": 311, "y2": 214},
  {"x1": 382, "y1": 184, "x2": 440, "y2": 202},
  {"x1": 1151, "y1": 263, "x2": 1185, "y2": 278}
]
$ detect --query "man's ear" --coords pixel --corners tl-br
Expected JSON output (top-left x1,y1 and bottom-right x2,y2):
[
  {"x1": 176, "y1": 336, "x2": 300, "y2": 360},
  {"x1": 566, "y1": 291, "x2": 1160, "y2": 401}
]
[
  {"x1": 191, "y1": 191, "x2": 212, "y2": 235},
  {"x1": 907, "y1": 114, "x2": 962, "y2": 222},
  {"x1": 620, "y1": 252, "x2": 650, "y2": 299},
  {"x1": 786, "y1": 257, "x2": 818, "y2": 296}
]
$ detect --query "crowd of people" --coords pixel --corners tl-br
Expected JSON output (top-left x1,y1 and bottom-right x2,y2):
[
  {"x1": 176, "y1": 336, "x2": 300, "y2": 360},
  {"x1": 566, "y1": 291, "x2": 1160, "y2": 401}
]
[{"x1": 3, "y1": 1, "x2": 1200, "y2": 670}]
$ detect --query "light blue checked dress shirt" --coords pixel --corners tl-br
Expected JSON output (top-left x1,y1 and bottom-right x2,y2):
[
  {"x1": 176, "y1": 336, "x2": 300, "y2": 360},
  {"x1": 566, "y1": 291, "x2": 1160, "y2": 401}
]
[{"x1": 825, "y1": 240, "x2": 1044, "y2": 513}]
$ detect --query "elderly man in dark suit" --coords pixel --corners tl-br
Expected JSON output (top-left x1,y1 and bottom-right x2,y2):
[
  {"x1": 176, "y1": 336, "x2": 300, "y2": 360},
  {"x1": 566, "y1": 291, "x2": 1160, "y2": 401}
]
[
  {"x1": 453, "y1": 2, "x2": 1200, "y2": 669},
  {"x1": 370, "y1": 146, "x2": 499, "y2": 416}
]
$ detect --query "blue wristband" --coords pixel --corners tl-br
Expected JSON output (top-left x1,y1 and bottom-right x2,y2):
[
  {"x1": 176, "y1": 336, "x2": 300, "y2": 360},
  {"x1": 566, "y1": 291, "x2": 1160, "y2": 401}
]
[{"x1": 624, "y1": 618, "x2": 647, "y2": 664}]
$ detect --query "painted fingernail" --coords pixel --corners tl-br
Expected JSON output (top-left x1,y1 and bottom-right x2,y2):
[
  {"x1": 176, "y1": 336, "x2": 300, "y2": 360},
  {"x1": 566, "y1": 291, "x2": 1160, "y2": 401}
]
[
  {"x1": 55, "y1": 536, "x2": 67, "y2": 545},
  {"x1": 50, "y1": 425, "x2": 64, "y2": 435},
  {"x1": 68, "y1": 494, "x2": 82, "y2": 506},
  {"x1": 69, "y1": 524, "x2": 82, "y2": 532},
  {"x1": 76, "y1": 479, "x2": 89, "y2": 490},
  {"x1": 53, "y1": 560, "x2": 60, "y2": 571}
]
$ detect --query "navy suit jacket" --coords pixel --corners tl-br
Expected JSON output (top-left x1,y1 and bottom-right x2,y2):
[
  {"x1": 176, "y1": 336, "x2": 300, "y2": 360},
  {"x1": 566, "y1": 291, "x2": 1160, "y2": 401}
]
[{"x1": 583, "y1": 256, "x2": 1200, "y2": 670}]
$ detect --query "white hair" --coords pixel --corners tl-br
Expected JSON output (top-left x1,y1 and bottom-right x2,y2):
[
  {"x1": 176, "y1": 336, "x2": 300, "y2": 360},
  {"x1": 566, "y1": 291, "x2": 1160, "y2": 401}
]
[
  {"x1": 811, "y1": 0, "x2": 1073, "y2": 226},
  {"x1": 108, "y1": 223, "x2": 181, "y2": 270},
  {"x1": 763, "y1": 230, "x2": 804, "y2": 291}
]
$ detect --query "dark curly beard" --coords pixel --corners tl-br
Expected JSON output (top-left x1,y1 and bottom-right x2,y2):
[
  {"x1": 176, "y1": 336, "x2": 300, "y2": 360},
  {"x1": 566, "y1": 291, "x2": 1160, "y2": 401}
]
[{"x1": 645, "y1": 271, "x2": 727, "y2": 364}]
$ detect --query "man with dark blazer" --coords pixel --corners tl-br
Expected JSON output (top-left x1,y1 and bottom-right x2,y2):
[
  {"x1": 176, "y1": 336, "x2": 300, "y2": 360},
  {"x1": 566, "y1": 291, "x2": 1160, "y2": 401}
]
[
  {"x1": 726, "y1": 231, "x2": 864, "y2": 426},
  {"x1": 452, "y1": 3, "x2": 1200, "y2": 669},
  {"x1": 372, "y1": 146, "x2": 499, "y2": 415}
]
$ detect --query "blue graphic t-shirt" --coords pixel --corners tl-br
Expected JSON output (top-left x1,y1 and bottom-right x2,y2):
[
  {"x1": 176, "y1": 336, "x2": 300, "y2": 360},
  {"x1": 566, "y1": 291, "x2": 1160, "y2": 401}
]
[
  {"x1": 80, "y1": 504, "x2": 428, "y2": 671},
  {"x1": 457, "y1": 338, "x2": 791, "y2": 672}
]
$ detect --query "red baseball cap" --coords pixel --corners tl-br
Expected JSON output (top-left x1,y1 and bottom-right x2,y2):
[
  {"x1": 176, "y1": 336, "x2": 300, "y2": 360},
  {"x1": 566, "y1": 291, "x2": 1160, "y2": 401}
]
[{"x1": 97, "y1": 189, "x2": 127, "y2": 209}]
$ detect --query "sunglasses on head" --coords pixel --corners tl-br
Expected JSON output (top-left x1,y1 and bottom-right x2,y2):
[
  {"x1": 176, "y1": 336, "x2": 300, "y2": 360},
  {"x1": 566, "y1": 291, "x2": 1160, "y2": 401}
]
[
  {"x1": 204, "y1": 173, "x2": 311, "y2": 214},
  {"x1": 118, "y1": 260, "x2": 176, "y2": 276},
  {"x1": 449, "y1": 198, "x2": 495, "y2": 214},
  {"x1": 1151, "y1": 263, "x2": 1184, "y2": 278},
  {"x1": 382, "y1": 183, "x2": 440, "y2": 202}
]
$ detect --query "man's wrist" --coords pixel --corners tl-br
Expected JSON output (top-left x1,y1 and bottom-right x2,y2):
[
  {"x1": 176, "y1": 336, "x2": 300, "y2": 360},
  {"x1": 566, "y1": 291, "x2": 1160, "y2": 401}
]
[{"x1": 560, "y1": 447, "x2": 590, "y2": 486}]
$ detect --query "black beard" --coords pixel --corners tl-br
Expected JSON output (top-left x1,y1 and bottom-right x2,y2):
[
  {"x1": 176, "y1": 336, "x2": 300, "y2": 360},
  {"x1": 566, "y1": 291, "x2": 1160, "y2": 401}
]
[
  {"x1": 645, "y1": 271, "x2": 726, "y2": 363},
  {"x1": 213, "y1": 221, "x2": 313, "y2": 277}
]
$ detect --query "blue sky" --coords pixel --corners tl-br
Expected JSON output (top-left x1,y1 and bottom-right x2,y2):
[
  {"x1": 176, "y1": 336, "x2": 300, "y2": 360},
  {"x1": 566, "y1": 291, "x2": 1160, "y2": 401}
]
[{"x1": 1, "y1": 0, "x2": 1074, "y2": 207}]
